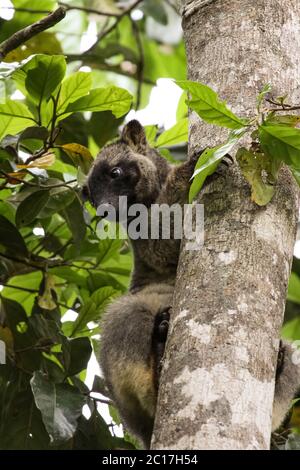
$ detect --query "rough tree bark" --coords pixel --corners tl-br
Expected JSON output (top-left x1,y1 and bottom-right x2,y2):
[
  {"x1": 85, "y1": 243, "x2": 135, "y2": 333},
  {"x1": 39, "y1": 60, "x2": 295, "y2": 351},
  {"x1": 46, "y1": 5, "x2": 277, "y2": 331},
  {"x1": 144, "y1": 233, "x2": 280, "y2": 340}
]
[{"x1": 152, "y1": 0, "x2": 300, "y2": 450}]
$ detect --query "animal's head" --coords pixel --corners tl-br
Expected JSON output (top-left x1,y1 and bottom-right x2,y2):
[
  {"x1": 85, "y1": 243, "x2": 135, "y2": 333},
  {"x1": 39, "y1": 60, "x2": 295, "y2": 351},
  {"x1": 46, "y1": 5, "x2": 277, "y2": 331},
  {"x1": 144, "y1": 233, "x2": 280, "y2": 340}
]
[{"x1": 83, "y1": 120, "x2": 168, "y2": 215}]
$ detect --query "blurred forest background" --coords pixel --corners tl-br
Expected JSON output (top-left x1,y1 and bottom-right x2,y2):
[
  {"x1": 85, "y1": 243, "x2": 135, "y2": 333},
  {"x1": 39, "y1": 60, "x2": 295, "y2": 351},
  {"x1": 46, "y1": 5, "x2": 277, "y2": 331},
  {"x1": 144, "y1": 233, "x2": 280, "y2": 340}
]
[{"x1": 0, "y1": 0, "x2": 299, "y2": 450}]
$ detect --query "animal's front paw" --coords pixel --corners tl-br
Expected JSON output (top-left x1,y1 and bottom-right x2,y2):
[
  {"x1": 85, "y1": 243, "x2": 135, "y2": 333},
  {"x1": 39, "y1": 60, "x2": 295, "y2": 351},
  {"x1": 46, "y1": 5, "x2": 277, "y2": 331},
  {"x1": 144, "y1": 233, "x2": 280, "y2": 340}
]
[
  {"x1": 276, "y1": 340, "x2": 285, "y2": 379},
  {"x1": 154, "y1": 306, "x2": 172, "y2": 343}
]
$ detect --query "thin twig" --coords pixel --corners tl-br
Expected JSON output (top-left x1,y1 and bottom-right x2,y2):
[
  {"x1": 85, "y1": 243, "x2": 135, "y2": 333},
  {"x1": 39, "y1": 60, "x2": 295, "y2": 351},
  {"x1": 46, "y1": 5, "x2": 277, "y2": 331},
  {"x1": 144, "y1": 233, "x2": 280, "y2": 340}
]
[
  {"x1": 0, "y1": 7, "x2": 66, "y2": 61},
  {"x1": 58, "y1": 2, "x2": 117, "y2": 17},
  {"x1": 84, "y1": 0, "x2": 143, "y2": 54},
  {"x1": 265, "y1": 97, "x2": 300, "y2": 111},
  {"x1": 0, "y1": 252, "x2": 70, "y2": 270},
  {"x1": 0, "y1": 283, "x2": 36, "y2": 293},
  {"x1": 0, "y1": 170, "x2": 76, "y2": 189},
  {"x1": 267, "y1": 106, "x2": 300, "y2": 112},
  {"x1": 130, "y1": 17, "x2": 144, "y2": 110},
  {"x1": 89, "y1": 396, "x2": 113, "y2": 405}
]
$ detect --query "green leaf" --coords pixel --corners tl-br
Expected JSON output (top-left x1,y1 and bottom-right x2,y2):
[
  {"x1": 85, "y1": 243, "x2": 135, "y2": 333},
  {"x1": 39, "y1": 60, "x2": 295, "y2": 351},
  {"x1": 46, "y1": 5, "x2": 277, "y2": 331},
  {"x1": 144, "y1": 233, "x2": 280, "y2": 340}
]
[
  {"x1": 46, "y1": 187, "x2": 75, "y2": 212},
  {"x1": 13, "y1": 55, "x2": 66, "y2": 104},
  {"x1": 259, "y1": 125, "x2": 300, "y2": 169},
  {"x1": 18, "y1": 125, "x2": 49, "y2": 144},
  {"x1": 61, "y1": 143, "x2": 94, "y2": 174},
  {"x1": 176, "y1": 91, "x2": 188, "y2": 121},
  {"x1": 0, "y1": 215, "x2": 28, "y2": 256},
  {"x1": 16, "y1": 190, "x2": 49, "y2": 227},
  {"x1": 236, "y1": 147, "x2": 280, "y2": 206},
  {"x1": 189, "y1": 135, "x2": 240, "y2": 202},
  {"x1": 287, "y1": 272, "x2": 300, "y2": 304},
  {"x1": 109, "y1": 405, "x2": 121, "y2": 426},
  {"x1": 144, "y1": 125, "x2": 157, "y2": 145},
  {"x1": 50, "y1": 266, "x2": 87, "y2": 288},
  {"x1": 63, "y1": 337, "x2": 92, "y2": 376},
  {"x1": 0, "y1": 387, "x2": 50, "y2": 450},
  {"x1": 62, "y1": 197, "x2": 86, "y2": 248},
  {"x1": 71, "y1": 286, "x2": 119, "y2": 336},
  {"x1": 87, "y1": 272, "x2": 126, "y2": 292},
  {"x1": 0, "y1": 100, "x2": 35, "y2": 140},
  {"x1": 30, "y1": 371, "x2": 85, "y2": 443},
  {"x1": 1, "y1": 271, "x2": 42, "y2": 315},
  {"x1": 89, "y1": 111, "x2": 123, "y2": 148},
  {"x1": 155, "y1": 118, "x2": 188, "y2": 147},
  {"x1": 61, "y1": 86, "x2": 132, "y2": 119},
  {"x1": 98, "y1": 238, "x2": 122, "y2": 264},
  {"x1": 57, "y1": 72, "x2": 92, "y2": 114},
  {"x1": 176, "y1": 80, "x2": 246, "y2": 129}
]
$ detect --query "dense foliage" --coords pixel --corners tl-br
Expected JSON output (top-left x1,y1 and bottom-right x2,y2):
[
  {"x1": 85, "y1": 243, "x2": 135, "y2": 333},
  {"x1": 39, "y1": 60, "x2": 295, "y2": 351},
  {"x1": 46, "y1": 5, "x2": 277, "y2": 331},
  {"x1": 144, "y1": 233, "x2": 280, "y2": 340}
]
[{"x1": 0, "y1": 0, "x2": 299, "y2": 450}]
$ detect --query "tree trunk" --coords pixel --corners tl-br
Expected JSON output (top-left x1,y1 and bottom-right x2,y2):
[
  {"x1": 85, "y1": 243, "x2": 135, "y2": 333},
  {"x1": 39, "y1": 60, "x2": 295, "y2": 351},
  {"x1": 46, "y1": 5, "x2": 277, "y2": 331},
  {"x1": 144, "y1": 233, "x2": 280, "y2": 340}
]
[{"x1": 151, "y1": 0, "x2": 300, "y2": 450}]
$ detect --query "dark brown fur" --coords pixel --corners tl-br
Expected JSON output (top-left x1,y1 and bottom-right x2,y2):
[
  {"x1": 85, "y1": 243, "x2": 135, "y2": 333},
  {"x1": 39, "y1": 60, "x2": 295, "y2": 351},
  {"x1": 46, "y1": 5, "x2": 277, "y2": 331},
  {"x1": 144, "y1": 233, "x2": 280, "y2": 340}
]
[{"x1": 85, "y1": 120, "x2": 300, "y2": 448}]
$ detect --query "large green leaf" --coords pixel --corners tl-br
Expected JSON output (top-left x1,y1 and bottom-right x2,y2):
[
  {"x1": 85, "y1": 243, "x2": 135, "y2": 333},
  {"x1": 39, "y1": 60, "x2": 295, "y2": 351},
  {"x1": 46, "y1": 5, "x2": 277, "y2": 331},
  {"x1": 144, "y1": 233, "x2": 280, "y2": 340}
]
[
  {"x1": 177, "y1": 80, "x2": 246, "y2": 129},
  {"x1": 30, "y1": 371, "x2": 85, "y2": 443},
  {"x1": 0, "y1": 215, "x2": 28, "y2": 256},
  {"x1": 155, "y1": 118, "x2": 188, "y2": 148},
  {"x1": 71, "y1": 286, "x2": 119, "y2": 336},
  {"x1": 259, "y1": 124, "x2": 300, "y2": 169},
  {"x1": 0, "y1": 101, "x2": 35, "y2": 140},
  {"x1": 98, "y1": 238, "x2": 122, "y2": 265},
  {"x1": 189, "y1": 135, "x2": 240, "y2": 202},
  {"x1": 16, "y1": 190, "x2": 49, "y2": 227},
  {"x1": 60, "y1": 86, "x2": 132, "y2": 119},
  {"x1": 50, "y1": 266, "x2": 88, "y2": 288},
  {"x1": 0, "y1": 386, "x2": 50, "y2": 450},
  {"x1": 57, "y1": 72, "x2": 92, "y2": 114},
  {"x1": 89, "y1": 111, "x2": 123, "y2": 148},
  {"x1": 62, "y1": 197, "x2": 86, "y2": 247},
  {"x1": 63, "y1": 337, "x2": 92, "y2": 376},
  {"x1": 2, "y1": 271, "x2": 42, "y2": 315},
  {"x1": 13, "y1": 55, "x2": 66, "y2": 103}
]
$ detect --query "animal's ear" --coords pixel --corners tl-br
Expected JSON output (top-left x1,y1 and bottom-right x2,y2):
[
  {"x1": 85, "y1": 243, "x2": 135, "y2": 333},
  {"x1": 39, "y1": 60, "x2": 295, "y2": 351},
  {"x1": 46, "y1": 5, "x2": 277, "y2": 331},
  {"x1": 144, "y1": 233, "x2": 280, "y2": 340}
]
[{"x1": 121, "y1": 120, "x2": 147, "y2": 152}]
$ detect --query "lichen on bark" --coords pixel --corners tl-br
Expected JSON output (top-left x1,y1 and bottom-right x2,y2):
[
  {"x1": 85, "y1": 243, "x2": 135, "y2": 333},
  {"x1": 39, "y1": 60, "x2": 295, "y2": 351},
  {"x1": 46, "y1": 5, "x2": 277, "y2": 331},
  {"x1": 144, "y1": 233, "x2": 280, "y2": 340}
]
[{"x1": 152, "y1": 0, "x2": 300, "y2": 450}]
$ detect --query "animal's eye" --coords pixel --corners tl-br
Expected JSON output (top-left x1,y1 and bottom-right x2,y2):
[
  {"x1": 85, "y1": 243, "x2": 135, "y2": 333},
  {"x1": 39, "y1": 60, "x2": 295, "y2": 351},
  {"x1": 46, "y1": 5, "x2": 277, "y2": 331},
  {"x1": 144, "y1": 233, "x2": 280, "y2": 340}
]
[{"x1": 110, "y1": 167, "x2": 123, "y2": 179}]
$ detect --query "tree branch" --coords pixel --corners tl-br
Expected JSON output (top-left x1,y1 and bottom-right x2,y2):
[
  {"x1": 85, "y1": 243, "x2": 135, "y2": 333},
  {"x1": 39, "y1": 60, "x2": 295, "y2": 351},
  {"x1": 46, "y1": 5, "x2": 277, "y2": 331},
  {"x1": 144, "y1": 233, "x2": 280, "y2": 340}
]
[
  {"x1": 58, "y1": 2, "x2": 117, "y2": 17},
  {"x1": 0, "y1": 170, "x2": 76, "y2": 190},
  {"x1": 0, "y1": 7, "x2": 66, "y2": 61},
  {"x1": 84, "y1": 0, "x2": 143, "y2": 54},
  {"x1": 130, "y1": 18, "x2": 144, "y2": 110}
]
